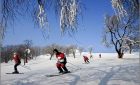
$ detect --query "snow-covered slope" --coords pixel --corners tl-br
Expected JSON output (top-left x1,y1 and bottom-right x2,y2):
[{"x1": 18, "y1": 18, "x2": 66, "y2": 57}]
[{"x1": 1, "y1": 53, "x2": 140, "y2": 85}]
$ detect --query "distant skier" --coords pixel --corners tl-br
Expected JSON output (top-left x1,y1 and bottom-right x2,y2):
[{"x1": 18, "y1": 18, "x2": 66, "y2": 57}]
[
  {"x1": 99, "y1": 54, "x2": 101, "y2": 58},
  {"x1": 90, "y1": 54, "x2": 93, "y2": 59},
  {"x1": 83, "y1": 55, "x2": 90, "y2": 64},
  {"x1": 53, "y1": 49, "x2": 70, "y2": 74},
  {"x1": 12, "y1": 52, "x2": 21, "y2": 73},
  {"x1": 24, "y1": 48, "x2": 31, "y2": 65}
]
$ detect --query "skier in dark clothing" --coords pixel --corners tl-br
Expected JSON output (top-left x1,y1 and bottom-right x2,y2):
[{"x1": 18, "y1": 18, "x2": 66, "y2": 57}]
[
  {"x1": 53, "y1": 49, "x2": 70, "y2": 74},
  {"x1": 99, "y1": 54, "x2": 101, "y2": 58},
  {"x1": 12, "y1": 52, "x2": 21, "y2": 73}
]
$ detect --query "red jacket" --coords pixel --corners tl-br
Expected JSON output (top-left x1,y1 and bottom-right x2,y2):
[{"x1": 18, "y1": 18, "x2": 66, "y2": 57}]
[
  {"x1": 13, "y1": 54, "x2": 21, "y2": 64},
  {"x1": 56, "y1": 52, "x2": 67, "y2": 63},
  {"x1": 56, "y1": 53, "x2": 65, "y2": 59},
  {"x1": 83, "y1": 56, "x2": 89, "y2": 61}
]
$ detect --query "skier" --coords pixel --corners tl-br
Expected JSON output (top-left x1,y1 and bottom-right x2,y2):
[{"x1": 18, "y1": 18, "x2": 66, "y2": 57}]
[
  {"x1": 24, "y1": 48, "x2": 31, "y2": 65},
  {"x1": 83, "y1": 55, "x2": 90, "y2": 64},
  {"x1": 99, "y1": 54, "x2": 101, "y2": 58},
  {"x1": 53, "y1": 49, "x2": 70, "y2": 74},
  {"x1": 12, "y1": 52, "x2": 21, "y2": 73},
  {"x1": 90, "y1": 54, "x2": 93, "y2": 59}
]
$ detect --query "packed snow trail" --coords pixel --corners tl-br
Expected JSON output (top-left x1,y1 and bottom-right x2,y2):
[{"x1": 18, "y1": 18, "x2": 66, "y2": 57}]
[{"x1": 1, "y1": 53, "x2": 140, "y2": 85}]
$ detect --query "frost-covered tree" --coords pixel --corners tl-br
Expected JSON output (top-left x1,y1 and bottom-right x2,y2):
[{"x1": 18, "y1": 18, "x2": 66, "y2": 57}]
[
  {"x1": 111, "y1": 0, "x2": 139, "y2": 20},
  {"x1": 24, "y1": 40, "x2": 33, "y2": 49},
  {"x1": 0, "y1": 0, "x2": 81, "y2": 37},
  {"x1": 0, "y1": 26, "x2": 3, "y2": 62},
  {"x1": 68, "y1": 45, "x2": 77, "y2": 58},
  {"x1": 78, "y1": 47, "x2": 84, "y2": 55},
  {"x1": 103, "y1": 14, "x2": 136, "y2": 58},
  {"x1": 88, "y1": 47, "x2": 93, "y2": 58},
  {"x1": 63, "y1": 46, "x2": 72, "y2": 57},
  {"x1": 111, "y1": 0, "x2": 140, "y2": 51},
  {"x1": 89, "y1": 47, "x2": 92, "y2": 53},
  {"x1": 116, "y1": 22, "x2": 139, "y2": 54}
]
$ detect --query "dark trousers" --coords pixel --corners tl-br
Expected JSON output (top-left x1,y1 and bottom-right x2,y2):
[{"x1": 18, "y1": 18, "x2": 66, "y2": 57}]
[{"x1": 14, "y1": 63, "x2": 20, "y2": 72}]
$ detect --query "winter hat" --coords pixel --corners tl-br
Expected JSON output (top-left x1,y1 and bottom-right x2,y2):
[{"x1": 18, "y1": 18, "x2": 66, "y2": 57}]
[{"x1": 53, "y1": 49, "x2": 59, "y2": 53}]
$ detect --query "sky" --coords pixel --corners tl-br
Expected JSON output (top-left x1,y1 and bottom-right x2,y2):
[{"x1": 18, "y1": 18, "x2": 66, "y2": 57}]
[{"x1": 3, "y1": 0, "x2": 116, "y2": 52}]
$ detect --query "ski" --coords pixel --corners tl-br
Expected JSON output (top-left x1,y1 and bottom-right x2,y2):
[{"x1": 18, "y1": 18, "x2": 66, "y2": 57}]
[
  {"x1": 6, "y1": 73, "x2": 24, "y2": 74},
  {"x1": 45, "y1": 71, "x2": 71, "y2": 77},
  {"x1": 45, "y1": 74, "x2": 61, "y2": 77}
]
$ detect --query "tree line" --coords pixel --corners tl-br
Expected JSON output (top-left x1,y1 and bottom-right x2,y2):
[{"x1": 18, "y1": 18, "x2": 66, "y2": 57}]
[{"x1": 1, "y1": 43, "x2": 84, "y2": 63}]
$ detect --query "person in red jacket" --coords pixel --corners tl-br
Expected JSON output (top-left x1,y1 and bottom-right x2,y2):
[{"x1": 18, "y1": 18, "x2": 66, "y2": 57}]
[
  {"x1": 83, "y1": 55, "x2": 90, "y2": 64},
  {"x1": 12, "y1": 52, "x2": 21, "y2": 73},
  {"x1": 53, "y1": 49, "x2": 70, "y2": 73}
]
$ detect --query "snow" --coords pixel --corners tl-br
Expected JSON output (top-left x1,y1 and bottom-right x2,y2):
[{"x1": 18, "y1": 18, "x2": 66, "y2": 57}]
[{"x1": 1, "y1": 52, "x2": 140, "y2": 85}]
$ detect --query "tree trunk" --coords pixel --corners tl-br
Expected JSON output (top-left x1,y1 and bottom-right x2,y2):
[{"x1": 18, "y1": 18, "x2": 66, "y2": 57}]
[
  {"x1": 118, "y1": 52, "x2": 124, "y2": 58},
  {"x1": 73, "y1": 52, "x2": 75, "y2": 58},
  {"x1": 129, "y1": 44, "x2": 132, "y2": 54}
]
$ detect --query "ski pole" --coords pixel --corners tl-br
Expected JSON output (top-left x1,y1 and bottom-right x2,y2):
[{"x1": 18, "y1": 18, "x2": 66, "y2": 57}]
[
  {"x1": 67, "y1": 62, "x2": 82, "y2": 69},
  {"x1": 5, "y1": 63, "x2": 31, "y2": 70},
  {"x1": 20, "y1": 65, "x2": 31, "y2": 70},
  {"x1": 67, "y1": 65, "x2": 81, "y2": 72}
]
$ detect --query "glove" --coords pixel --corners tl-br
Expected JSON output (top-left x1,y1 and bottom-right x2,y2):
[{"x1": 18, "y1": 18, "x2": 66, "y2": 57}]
[
  {"x1": 57, "y1": 59, "x2": 64, "y2": 62},
  {"x1": 57, "y1": 57, "x2": 61, "y2": 60},
  {"x1": 57, "y1": 57, "x2": 64, "y2": 62},
  {"x1": 59, "y1": 59, "x2": 64, "y2": 62}
]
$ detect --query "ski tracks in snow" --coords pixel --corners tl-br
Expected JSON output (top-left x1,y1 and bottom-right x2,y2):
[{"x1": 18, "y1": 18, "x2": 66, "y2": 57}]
[
  {"x1": 8, "y1": 70, "x2": 81, "y2": 85},
  {"x1": 99, "y1": 64, "x2": 140, "y2": 85}
]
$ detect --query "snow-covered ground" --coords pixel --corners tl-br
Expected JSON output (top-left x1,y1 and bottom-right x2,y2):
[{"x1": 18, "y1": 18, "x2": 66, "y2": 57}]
[{"x1": 1, "y1": 52, "x2": 140, "y2": 85}]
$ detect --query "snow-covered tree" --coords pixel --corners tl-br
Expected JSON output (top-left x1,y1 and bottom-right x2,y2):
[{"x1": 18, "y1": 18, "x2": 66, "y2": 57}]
[
  {"x1": 88, "y1": 47, "x2": 92, "y2": 53},
  {"x1": 78, "y1": 47, "x2": 84, "y2": 55},
  {"x1": 24, "y1": 40, "x2": 33, "y2": 49},
  {"x1": 103, "y1": 14, "x2": 136, "y2": 58},
  {"x1": 88, "y1": 47, "x2": 93, "y2": 58},
  {"x1": 0, "y1": 0, "x2": 81, "y2": 37},
  {"x1": 111, "y1": 0, "x2": 140, "y2": 51},
  {"x1": 68, "y1": 45, "x2": 77, "y2": 58},
  {"x1": 0, "y1": 0, "x2": 82, "y2": 60},
  {"x1": 111, "y1": 0, "x2": 139, "y2": 20},
  {"x1": 122, "y1": 26, "x2": 140, "y2": 53}
]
